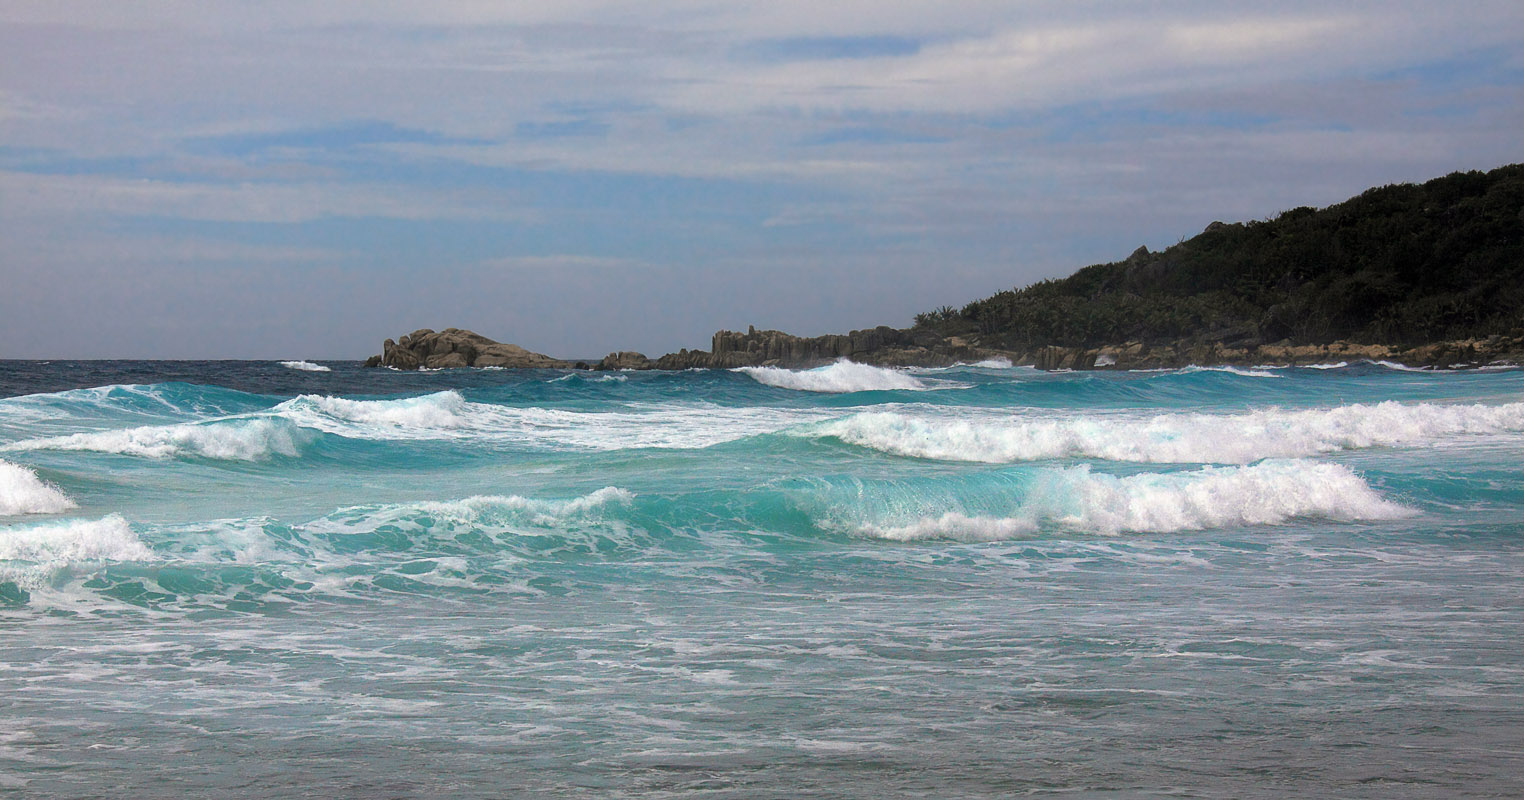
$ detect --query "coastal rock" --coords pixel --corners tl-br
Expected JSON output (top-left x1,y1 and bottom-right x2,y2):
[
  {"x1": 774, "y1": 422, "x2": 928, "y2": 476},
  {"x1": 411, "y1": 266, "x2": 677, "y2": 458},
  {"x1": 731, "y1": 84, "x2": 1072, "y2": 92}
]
[
  {"x1": 596, "y1": 352, "x2": 654, "y2": 370},
  {"x1": 366, "y1": 328, "x2": 576, "y2": 370}
]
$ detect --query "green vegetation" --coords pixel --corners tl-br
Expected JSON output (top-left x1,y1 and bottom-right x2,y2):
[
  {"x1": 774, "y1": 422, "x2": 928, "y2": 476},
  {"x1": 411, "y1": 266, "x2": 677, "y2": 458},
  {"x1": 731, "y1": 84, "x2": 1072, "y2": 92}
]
[{"x1": 916, "y1": 164, "x2": 1524, "y2": 349}]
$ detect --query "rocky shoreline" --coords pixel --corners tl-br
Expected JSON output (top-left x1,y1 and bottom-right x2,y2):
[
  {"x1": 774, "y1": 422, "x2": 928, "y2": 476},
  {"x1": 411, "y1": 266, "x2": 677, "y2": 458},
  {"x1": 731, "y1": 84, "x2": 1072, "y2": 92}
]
[{"x1": 365, "y1": 327, "x2": 1524, "y2": 372}]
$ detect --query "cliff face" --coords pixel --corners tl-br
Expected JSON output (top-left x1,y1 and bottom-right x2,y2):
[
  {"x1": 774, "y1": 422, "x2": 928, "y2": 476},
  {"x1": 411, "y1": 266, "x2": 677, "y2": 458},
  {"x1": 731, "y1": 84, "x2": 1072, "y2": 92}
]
[{"x1": 364, "y1": 328, "x2": 582, "y2": 370}]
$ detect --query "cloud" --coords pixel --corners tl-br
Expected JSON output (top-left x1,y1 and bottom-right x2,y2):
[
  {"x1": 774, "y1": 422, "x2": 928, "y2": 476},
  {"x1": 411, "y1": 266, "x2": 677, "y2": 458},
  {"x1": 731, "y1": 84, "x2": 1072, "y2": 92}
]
[
  {"x1": 1, "y1": 1, "x2": 1522, "y2": 357},
  {"x1": 0, "y1": 170, "x2": 539, "y2": 224}
]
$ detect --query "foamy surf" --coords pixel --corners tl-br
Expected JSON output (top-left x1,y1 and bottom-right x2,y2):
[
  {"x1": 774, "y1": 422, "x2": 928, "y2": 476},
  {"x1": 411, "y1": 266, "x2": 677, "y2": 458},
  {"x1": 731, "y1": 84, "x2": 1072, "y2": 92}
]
[
  {"x1": 279, "y1": 360, "x2": 331, "y2": 372},
  {"x1": 271, "y1": 391, "x2": 828, "y2": 449},
  {"x1": 4, "y1": 418, "x2": 308, "y2": 461},
  {"x1": 738, "y1": 360, "x2": 931, "y2": 393},
  {"x1": 0, "y1": 514, "x2": 151, "y2": 587},
  {"x1": 813, "y1": 400, "x2": 1524, "y2": 464},
  {"x1": 331, "y1": 487, "x2": 635, "y2": 530},
  {"x1": 0, "y1": 459, "x2": 77, "y2": 515},
  {"x1": 850, "y1": 460, "x2": 1413, "y2": 541}
]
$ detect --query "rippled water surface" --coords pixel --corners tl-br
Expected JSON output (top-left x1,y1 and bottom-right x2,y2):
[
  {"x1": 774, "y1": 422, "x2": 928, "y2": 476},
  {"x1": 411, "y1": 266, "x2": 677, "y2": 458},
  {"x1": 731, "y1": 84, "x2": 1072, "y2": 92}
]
[{"x1": 2, "y1": 359, "x2": 1522, "y2": 797}]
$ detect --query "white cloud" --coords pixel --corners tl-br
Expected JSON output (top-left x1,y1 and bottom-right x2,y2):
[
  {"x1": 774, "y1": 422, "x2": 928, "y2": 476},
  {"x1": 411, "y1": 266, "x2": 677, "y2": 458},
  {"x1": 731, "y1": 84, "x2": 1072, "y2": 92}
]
[{"x1": 0, "y1": 171, "x2": 538, "y2": 224}]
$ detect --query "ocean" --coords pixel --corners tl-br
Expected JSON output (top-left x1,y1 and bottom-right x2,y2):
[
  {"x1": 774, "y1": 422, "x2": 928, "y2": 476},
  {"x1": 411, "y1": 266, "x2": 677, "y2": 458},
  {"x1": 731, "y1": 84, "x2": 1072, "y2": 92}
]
[{"x1": 1, "y1": 358, "x2": 1521, "y2": 798}]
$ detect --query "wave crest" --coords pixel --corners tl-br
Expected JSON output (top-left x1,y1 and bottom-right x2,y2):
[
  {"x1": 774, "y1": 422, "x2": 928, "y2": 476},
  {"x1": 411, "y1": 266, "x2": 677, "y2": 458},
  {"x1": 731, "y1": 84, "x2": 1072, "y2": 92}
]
[
  {"x1": 279, "y1": 360, "x2": 331, "y2": 372},
  {"x1": 0, "y1": 515, "x2": 151, "y2": 587},
  {"x1": 738, "y1": 361, "x2": 930, "y2": 393},
  {"x1": 851, "y1": 461, "x2": 1412, "y2": 541},
  {"x1": 0, "y1": 459, "x2": 78, "y2": 515},
  {"x1": 4, "y1": 418, "x2": 308, "y2": 461},
  {"x1": 815, "y1": 400, "x2": 1524, "y2": 464}
]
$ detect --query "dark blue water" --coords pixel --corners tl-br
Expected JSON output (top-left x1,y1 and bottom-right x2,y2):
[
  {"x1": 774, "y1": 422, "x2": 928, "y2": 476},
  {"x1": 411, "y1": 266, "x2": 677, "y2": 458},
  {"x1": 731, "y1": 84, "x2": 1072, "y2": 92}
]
[{"x1": 2, "y1": 359, "x2": 1522, "y2": 797}]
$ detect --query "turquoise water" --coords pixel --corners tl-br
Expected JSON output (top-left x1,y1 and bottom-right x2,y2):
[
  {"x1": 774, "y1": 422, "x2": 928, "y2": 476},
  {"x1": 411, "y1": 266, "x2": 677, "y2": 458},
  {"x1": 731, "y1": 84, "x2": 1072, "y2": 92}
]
[{"x1": 2, "y1": 359, "x2": 1522, "y2": 797}]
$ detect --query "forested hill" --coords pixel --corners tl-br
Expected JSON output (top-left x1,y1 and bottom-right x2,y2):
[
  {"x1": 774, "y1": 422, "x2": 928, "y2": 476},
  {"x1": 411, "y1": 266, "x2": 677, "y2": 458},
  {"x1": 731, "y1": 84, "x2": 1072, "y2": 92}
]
[{"x1": 916, "y1": 163, "x2": 1524, "y2": 351}]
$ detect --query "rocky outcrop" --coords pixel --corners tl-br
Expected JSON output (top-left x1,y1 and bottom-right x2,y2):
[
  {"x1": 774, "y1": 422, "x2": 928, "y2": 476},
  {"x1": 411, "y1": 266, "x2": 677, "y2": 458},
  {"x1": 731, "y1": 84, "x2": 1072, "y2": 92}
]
[
  {"x1": 367, "y1": 327, "x2": 1522, "y2": 373},
  {"x1": 601, "y1": 325, "x2": 1005, "y2": 370},
  {"x1": 596, "y1": 351, "x2": 655, "y2": 370},
  {"x1": 364, "y1": 328, "x2": 583, "y2": 370}
]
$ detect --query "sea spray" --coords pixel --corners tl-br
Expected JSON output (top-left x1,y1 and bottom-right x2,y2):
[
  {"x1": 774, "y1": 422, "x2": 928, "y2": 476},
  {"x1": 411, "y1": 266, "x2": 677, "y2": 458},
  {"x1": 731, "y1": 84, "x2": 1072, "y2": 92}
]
[
  {"x1": 738, "y1": 360, "x2": 931, "y2": 393},
  {"x1": 279, "y1": 360, "x2": 332, "y2": 372},
  {"x1": 6, "y1": 417, "x2": 309, "y2": 461},
  {"x1": 843, "y1": 460, "x2": 1413, "y2": 541},
  {"x1": 813, "y1": 400, "x2": 1524, "y2": 464},
  {"x1": 0, "y1": 514, "x2": 151, "y2": 588},
  {"x1": 0, "y1": 459, "x2": 77, "y2": 515}
]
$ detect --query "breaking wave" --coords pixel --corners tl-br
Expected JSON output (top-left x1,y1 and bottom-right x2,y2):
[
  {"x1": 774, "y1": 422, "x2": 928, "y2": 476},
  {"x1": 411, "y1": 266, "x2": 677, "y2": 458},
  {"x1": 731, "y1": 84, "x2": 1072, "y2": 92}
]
[
  {"x1": 849, "y1": 461, "x2": 1412, "y2": 541},
  {"x1": 0, "y1": 515, "x2": 151, "y2": 587},
  {"x1": 5, "y1": 418, "x2": 309, "y2": 461},
  {"x1": 279, "y1": 360, "x2": 331, "y2": 372},
  {"x1": 738, "y1": 361, "x2": 930, "y2": 393},
  {"x1": 0, "y1": 459, "x2": 77, "y2": 515},
  {"x1": 814, "y1": 400, "x2": 1524, "y2": 464},
  {"x1": 271, "y1": 391, "x2": 825, "y2": 449}
]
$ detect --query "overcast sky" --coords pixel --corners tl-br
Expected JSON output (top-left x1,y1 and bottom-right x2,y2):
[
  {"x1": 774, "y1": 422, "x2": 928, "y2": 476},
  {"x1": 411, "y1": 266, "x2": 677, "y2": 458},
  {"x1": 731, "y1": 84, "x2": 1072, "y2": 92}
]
[{"x1": 2, "y1": 1, "x2": 1521, "y2": 358}]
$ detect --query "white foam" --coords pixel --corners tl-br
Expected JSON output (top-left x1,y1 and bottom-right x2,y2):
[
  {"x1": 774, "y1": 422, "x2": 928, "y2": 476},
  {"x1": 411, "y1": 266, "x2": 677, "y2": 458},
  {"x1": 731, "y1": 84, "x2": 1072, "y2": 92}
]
[
  {"x1": 279, "y1": 360, "x2": 331, "y2": 372},
  {"x1": 272, "y1": 391, "x2": 829, "y2": 449},
  {"x1": 854, "y1": 460, "x2": 1413, "y2": 541},
  {"x1": 0, "y1": 460, "x2": 77, "y2": 516},
  {"x1": 814, "y1": 400, "x2": 1524, "y2": 464},
  {"x1": 306, "y1": 487, "x2": 636, "y2": 544},
  {"x1": 1183, "y1": 365, "x2": 1283, "y2": 378},
  {"x1": 1373, "y1": 360, "x2": 1432, "y2": 372},
  {"x1": 4, "y1": 418, "x2": 306, "y2": 461},
  {"x1": 0, "y1": 515, "x2": 151, "y2": 587},
  {"x1": 971, "y1": 357, "x2": 1016, "y2": 369},
  {"x1": 276, "y1": 391, "x2": 472, "y2": 432},
  {"x1": 1305, "y1": 362, "x2": 1349, "y2": 370},
  {"x1": 738, "y1": 360, "x2": 930, "y2": 393},
  {"x1": 407, "y1": 486, "x2": 634, "y2": 526}
]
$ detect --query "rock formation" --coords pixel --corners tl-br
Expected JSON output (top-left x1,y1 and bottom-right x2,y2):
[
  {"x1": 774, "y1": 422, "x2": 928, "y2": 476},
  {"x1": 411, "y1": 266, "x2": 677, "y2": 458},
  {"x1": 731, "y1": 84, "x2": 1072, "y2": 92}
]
[
  {"x1": 364, "y1": 328, "x2": 583, "y2": 370},
  {"x1": 366, "y1": 327, "x2": 1523, "y2": 373},
  {"x1": 590, "y1": 326, "x2": 1004, "y2": 370}
]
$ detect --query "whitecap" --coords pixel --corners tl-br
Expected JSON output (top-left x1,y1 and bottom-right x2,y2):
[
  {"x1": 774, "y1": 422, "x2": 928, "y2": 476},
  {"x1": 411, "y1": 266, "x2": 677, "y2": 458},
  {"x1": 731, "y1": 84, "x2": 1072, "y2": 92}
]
[
  {"x1": 4, "y1": 418, "x2": 307, "y2": 461},
  {"x1": 0, "y1": 515, "x2": 151, "y2": 587},
  {"x1": 271, "y1": 391, "x2": 828, "y2": 449},
  {"x1": 0, "y1": 459, "x2": 77, "y2": 516},
  {"x1": 851, "y1": 460, "x2": 1413, "y2": 541},
  {"x1": 1183, "y1": 365, "x2": 1283, "y2": 379},
  {"x1": 738, "y1": 360, "x2": 930, "y2": 393},
  {"x1": 1372, "y1": 360, "x2": 1432, "y2": 372},
  {"x1": 812, "y1": 400, "x2": 1524, "y2": 464},
  {"x1": 279, "y1": 360, "x2": 331, "y2": 372}
]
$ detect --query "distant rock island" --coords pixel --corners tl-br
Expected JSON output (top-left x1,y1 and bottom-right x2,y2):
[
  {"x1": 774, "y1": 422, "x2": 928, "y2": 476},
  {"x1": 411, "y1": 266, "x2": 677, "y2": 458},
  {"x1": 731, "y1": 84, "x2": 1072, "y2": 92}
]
[
  {"x1": 365, "y1": 328, "x2": 580, "y2": 370},
  {"x1": 367, "y1": 163, "x2": 1524, "y2": 371}
]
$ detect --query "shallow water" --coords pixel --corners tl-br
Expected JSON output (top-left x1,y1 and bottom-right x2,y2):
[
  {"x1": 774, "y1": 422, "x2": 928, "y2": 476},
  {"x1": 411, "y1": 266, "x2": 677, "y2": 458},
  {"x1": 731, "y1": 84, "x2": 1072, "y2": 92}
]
[{"x1": 2, "y1": 359, "x2": 1522, "y2": 797}]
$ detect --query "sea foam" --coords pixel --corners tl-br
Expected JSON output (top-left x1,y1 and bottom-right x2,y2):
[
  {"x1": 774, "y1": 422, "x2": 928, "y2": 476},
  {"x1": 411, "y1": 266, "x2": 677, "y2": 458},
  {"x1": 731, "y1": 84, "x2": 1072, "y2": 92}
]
[
  {"x1": 5, "y1": 418, "x2": 307, "y2": 461},
  {"x1": 738, "y1": 361, "x2": 930, "y2": 393},
  {"x1": 272, "y1": 391, "x2": 827, "y2": 449},
  {"x1": 853, "y1": 460, "x2": 1412, "y2": 541},
  {"x1": 0, "y1": 515, "x2": 151, "y2": 587},
  {"x1": 815, "y1": 400, "x2": 1524, "y2": 464},
  {"x1": 0, "y1": 459, "x2": 77, "y2": 515},
  {"x1": 279, "y1": 360, "x2": 331, "y2": 372}
]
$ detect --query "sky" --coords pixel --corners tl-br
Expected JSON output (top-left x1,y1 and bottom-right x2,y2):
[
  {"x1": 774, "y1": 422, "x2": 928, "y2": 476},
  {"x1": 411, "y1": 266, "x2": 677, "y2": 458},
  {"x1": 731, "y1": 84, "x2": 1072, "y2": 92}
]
[{"x1": 2, "y1": 1, "x2": 1522, "y2": 359}]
